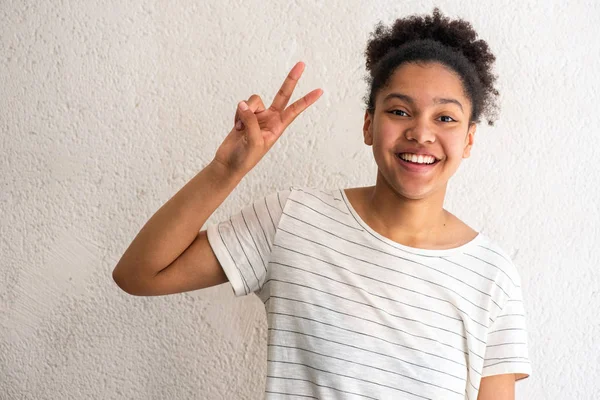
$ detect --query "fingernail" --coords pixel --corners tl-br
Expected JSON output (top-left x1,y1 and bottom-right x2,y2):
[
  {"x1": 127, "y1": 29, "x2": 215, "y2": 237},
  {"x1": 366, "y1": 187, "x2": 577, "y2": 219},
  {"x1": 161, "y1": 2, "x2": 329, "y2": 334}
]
[
  {"x1": 235, "y1": 120, "x2": 243, "y2": 130},
  {"x1": 239, "y1": 101, "x2": 248, "y2": 111}
]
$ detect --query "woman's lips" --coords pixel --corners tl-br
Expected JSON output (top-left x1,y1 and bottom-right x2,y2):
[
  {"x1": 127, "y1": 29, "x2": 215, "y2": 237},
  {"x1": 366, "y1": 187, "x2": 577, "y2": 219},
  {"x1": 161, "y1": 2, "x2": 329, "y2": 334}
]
[{"x1": 396, "y1": 154, "x2": 440, "y2": 173}]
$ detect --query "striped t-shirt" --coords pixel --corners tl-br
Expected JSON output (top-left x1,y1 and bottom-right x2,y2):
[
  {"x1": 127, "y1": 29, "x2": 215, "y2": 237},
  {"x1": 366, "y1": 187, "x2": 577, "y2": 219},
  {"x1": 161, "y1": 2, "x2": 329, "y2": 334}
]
[{"x1": 206, "y1": 186, "x2": 532, "y2": 399}]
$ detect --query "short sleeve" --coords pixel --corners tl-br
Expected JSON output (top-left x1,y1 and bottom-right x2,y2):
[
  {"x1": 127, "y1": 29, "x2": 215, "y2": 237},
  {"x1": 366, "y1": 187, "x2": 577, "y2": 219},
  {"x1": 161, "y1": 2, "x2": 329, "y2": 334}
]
[
  {"x1": 206, "y1": 189, "x2": 291, "y2": 297},
  {"x1": 482, "y1": 283, "x2": 532, "y2": 381}
]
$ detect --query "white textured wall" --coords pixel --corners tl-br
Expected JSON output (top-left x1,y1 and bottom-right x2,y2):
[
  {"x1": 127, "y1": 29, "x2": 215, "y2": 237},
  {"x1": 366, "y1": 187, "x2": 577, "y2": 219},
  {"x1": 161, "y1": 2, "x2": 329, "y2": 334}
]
[{"x1": 1, "y1": 0, "x2": 599, "y2": 398}]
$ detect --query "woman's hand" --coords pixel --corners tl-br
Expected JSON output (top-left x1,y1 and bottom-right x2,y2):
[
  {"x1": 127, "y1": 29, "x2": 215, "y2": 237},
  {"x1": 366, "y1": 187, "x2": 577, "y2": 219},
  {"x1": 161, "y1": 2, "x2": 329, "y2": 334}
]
[{"x1": 213, "y1": 61, "x2": 323, "y2": 176}]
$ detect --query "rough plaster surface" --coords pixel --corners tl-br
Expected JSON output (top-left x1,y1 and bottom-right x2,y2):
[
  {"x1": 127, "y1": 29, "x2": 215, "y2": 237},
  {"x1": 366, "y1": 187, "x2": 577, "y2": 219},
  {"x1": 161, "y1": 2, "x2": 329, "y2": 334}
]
[{"x1": 1, "y1": 0, "x2": 599, "y2": 399}]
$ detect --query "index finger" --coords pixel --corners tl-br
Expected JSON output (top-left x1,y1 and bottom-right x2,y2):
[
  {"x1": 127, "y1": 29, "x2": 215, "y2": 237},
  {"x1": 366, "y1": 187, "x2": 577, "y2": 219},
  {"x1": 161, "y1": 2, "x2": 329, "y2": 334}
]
[
  {"x1": 281, "y1": 88, "x2": 323, "y2": 128},
  {"x1": 269, "y1": 61, "x2": 305, "y2": 112}
]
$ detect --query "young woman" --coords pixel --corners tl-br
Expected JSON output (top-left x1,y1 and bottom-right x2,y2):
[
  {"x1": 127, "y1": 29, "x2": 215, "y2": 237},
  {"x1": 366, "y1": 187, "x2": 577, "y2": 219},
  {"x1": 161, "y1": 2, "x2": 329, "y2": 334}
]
[{"x1": 113, "y1": 8, "x2": 531, "y2": 399}]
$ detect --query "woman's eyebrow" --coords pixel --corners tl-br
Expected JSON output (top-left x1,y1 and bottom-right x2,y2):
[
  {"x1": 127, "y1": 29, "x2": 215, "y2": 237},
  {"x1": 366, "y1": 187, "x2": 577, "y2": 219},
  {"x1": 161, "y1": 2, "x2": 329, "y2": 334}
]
[{"x1": 383, "y1": 92, "x2": 463, "y2": 112}]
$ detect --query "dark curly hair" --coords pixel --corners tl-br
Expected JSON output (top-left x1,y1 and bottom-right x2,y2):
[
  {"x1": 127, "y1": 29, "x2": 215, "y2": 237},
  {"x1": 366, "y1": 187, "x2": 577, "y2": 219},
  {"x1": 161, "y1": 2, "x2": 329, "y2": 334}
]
[{"x1": 363, "y1": 7, "x2": 499, "y2": 126}]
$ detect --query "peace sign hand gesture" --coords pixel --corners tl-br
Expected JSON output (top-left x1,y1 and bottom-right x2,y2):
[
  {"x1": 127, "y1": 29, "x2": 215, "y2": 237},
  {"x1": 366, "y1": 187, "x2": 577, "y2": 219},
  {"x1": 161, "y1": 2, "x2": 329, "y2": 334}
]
[{"x1": 213, "y1": 62, "x2": 323, "y2": 177}]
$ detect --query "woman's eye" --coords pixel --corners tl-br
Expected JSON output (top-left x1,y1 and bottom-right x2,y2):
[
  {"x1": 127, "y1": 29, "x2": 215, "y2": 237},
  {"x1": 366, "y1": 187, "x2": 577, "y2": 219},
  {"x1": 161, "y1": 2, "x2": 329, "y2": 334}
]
[
  {"x1": 439, "y1": 116, "x2": 456, "y2": 123},
  {"x1": 389, "y1": 110, "x2": 456, "y2": 123}
]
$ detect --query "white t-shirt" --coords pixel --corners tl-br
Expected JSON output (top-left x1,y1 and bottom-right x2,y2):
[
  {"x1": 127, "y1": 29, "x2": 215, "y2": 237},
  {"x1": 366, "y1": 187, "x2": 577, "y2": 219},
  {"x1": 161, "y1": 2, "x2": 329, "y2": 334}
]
[{"x1": 206, "y1": 186, "x2": 531, "y2": 399}]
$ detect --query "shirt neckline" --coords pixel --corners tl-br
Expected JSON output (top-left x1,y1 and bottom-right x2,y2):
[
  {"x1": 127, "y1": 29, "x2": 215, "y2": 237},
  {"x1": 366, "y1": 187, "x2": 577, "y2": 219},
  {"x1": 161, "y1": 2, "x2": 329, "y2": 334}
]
[{"x1": 338, "y1": 188, "x2": 483, "y2": 257}]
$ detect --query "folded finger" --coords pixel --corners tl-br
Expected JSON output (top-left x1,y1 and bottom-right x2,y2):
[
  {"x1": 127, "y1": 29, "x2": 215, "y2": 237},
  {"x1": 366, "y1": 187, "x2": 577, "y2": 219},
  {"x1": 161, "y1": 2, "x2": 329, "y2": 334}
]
[
  {"x1": 236, "y1": 101, "x2": 261, "y2": 144},
  {"x1": 234, "y1": 94, "x2": 266, "y2": 127}
]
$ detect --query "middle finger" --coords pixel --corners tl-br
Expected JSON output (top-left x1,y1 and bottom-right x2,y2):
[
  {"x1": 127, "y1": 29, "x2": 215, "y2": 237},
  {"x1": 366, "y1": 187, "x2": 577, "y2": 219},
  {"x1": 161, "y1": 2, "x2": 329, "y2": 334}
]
[{"x1": 269, "y1": 61, "x2": 305, "y2": 112}]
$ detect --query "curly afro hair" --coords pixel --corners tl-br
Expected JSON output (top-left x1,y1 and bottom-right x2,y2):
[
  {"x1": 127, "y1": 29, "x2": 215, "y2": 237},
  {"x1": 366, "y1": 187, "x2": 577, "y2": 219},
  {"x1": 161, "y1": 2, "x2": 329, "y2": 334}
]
[{"x1": 363, "y1": 7, "x2": 500, "y2": 126}]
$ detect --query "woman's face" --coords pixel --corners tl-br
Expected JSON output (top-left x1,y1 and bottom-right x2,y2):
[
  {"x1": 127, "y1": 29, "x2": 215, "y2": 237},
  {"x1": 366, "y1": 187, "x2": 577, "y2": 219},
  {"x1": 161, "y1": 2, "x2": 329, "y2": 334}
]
[{"x1": 363, "y1": 62, "x2": 477, "y2": 200}]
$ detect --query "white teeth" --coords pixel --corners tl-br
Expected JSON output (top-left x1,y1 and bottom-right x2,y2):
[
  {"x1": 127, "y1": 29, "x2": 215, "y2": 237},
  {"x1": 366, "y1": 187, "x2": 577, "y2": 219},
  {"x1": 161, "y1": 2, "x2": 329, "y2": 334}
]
[{"x1": 399, "y1": 153, "x2": 436, "y2": 164}]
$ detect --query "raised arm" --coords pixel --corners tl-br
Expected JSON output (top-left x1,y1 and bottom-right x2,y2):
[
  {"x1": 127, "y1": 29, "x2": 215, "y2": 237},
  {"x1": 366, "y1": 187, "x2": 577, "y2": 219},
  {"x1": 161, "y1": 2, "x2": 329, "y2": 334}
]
[{"x1": 112, "y1": 62, "x2": 322, "y2": 296}]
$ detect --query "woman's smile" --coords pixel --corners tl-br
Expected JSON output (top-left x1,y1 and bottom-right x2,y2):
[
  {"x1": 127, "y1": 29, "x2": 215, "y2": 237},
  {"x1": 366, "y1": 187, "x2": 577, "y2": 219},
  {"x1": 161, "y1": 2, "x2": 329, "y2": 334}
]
[{"x1": 395, "y1": 152, "x2": 441, "y2": 173}]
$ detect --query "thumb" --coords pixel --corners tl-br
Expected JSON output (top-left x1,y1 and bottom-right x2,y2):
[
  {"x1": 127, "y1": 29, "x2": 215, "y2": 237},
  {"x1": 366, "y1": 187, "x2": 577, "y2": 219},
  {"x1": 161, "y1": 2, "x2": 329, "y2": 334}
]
[{"x1": 236, "y1": 101, "x2": 261, "y2": 144}]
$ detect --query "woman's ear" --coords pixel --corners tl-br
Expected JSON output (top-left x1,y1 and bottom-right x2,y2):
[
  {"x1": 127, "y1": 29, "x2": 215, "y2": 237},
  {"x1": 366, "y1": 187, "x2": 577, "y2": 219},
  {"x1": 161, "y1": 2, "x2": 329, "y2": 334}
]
[
  {"x1": 363, "y1": 110, "x2": 373, "y2": 146},
  {"x1": 462, "y1": 123, "x2": 477, "y2": 158}
]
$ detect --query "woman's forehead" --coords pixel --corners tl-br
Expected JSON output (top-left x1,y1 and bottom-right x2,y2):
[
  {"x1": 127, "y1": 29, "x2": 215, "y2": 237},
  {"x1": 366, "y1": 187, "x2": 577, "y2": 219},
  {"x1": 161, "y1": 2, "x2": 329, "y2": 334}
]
[{"x1": 380, "y1": 63, "x2": 470, "y2": 109}]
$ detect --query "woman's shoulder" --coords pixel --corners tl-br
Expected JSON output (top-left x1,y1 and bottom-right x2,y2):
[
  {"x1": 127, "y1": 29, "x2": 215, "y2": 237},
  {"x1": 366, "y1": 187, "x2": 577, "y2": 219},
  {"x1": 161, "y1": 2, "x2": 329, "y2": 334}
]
[
  {"x1": 280, "y1": 186, "x2": 348, "y2": 216},
  {"x1": 286, "y1": 185, "x2": 344, "y2": 202},
  {"x1": 443, "y1": 213, "x2": 523, "y2": 286},
  {"x1": 464, "y1": 230, "x2": 524, "y2": 290}
]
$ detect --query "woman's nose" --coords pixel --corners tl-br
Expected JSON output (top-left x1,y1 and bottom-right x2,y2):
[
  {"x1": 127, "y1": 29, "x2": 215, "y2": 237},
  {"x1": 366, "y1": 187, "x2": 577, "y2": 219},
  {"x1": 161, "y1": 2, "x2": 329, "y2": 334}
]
[{"x1": 404, "y1": 119, "x2": 436, "y2": 144}]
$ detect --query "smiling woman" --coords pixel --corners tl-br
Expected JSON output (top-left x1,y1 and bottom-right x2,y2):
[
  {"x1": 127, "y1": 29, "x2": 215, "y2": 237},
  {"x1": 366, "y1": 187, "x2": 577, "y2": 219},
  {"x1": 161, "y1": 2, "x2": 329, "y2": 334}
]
[
  {"x1": 113, "y1": 6, "x2": 531, "y2": 400},
  {"x1": 364, "y1": 61, "x2": 478, "y2": 199}
]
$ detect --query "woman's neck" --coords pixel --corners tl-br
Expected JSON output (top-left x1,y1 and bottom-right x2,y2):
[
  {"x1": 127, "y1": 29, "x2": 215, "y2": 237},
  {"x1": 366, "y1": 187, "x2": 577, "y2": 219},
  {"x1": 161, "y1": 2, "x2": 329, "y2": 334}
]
[{"x1": 349, "y1": 175, "x2": 452, "y2": 247}]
